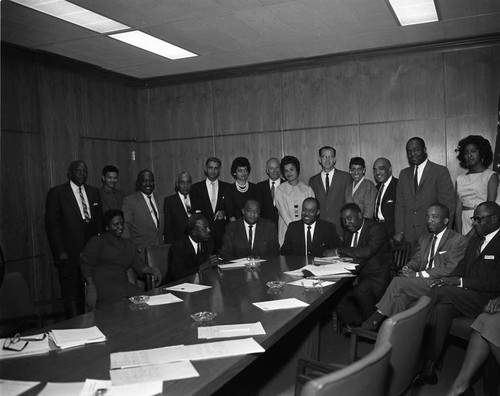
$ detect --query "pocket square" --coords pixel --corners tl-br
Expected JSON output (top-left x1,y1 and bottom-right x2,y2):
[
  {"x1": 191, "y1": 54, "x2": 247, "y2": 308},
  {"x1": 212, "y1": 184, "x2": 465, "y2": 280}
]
[
  {"x1": 387, "y1": 200, "x2": 394, "y2": 203},
  {"x1": 485, "y1": 255, "x2": 495, "y2": 260},
  {"x1": 438, "y1": 251, "x2": 446, "y2": 254},
  {"x1": 93, "y1": 202, "x2": 99, "y2": 206}
]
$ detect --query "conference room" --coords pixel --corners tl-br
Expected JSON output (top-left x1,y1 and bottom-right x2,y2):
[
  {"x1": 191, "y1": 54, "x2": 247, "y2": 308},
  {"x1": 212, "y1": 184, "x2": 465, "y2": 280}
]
[{"x1": 1, "y1": 0, "x2": 500, "y2": 395}]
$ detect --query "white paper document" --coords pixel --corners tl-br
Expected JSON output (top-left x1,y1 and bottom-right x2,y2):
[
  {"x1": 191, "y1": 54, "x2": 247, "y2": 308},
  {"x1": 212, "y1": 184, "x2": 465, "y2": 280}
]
[
  {"x1": 79, "y1": 379, "x2": 112, "y2": 396},
  {"x1": 110, "y1": 337, "x2": 265, "y2": 369},
  {"x1": 110, "y1": 382, "x2": 163, "y2": 396},
  {"x1": 198, "y1": 322, "x2": 266, "y2": 339},
  {"x1": 163, "y1": 283, "x2": 212, "y2": 293},
  {"x1": 38, "y1": 382, "x2": 84, "y2": 396},
  {"x1": 252, "y1": 298, "x2": 309, "y2": 311},
  {"x1": 284, "y1": 263, "x2": 357, "y2": 277},
  {"x1": 220, "y1": 257, "x2": 266, "y2": 269},
  {"x1": 313, "y1": 256, "x2": 353, "y2": 265},
  {"x1": 0, "y1": 379, "x2": 40, "y2": 396},
  {"x1": 287, "y1": 279, "x2": 335, "y2": 288},
  {"x1": 0, "y1": 334, "x2": 50, "y2": 359},
  {"x1": 146, "y1": 293, "x2": 183, "y2": 306},
  {"x1": 49, "y1": 326, "x2": 106, "y2": 349},
  {"x1": 110, "y1": 360, "x2": 199, "y2": 385}
]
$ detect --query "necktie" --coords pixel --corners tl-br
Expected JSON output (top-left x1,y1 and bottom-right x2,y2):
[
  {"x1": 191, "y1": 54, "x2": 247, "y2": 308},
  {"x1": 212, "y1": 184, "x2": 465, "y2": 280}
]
[
  {"x1": 413, "y1": 165, "x2": 419, "y2": 192},
  {"x1": 271, "y1": 181, "x2": 275, "y2": 204},
  {"x1": 325, "y1": 173, "x2": 330, "y2": 193},
  {"x1": 184, "y1": 195, "x2": 191, "y2": 216},
  {"x1": 306, "y1": 226, "x2": 312, "y2": 255},
  {"x1": 79, "y1": 186, "x2": 91, "y2": 222},
  {"x1": 352, "y1": 231, "x2": 359, "y2": 248},
  {"x1": 148, "y1": 195, "x2": 159, "y2": 228},
  {"x1": 375, "y1": 183, "x2": 384, "y2": 221},
  {"x1": 197, "y1": 243, "x2": 202, "y2": 256},
  {"x1": 211, "y1": 182, "x2": 217, "y2": 213},
  {"x1": 248, "y1": 225, "x2": 253, "y2": 251},
  {"x1": 427, "y1": 235, "x2": 437, "y2": 269},
  {"x1": 477, "y1": 237, "x2": 486, "y2": 257}
]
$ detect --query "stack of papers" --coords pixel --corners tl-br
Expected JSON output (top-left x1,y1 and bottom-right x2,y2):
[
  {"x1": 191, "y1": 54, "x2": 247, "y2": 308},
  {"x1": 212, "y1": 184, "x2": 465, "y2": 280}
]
[
  {"x1": 284, "y1": 263, "x2": 357, "y2": 277},
  {"x1": 163, "y1": 283, "x2": 212, "y2": 293},
  {"x1": 198, "y1": 322, "x2": 266, "y2": 339},
  {"x1": 145, "y1": 293, "x2": 183, "y2": 306},
  {"x1": 0, "y1": 333, "x2": 50, "y2": 359},
  {"x1": 219, "y1": 257, "x2": 266, "y2": 269},
  {"x1": 313, "y1": 256, "x2": 353, "y2": 265},
  {"x1": 49, "y1": 326, "x2": 106, "y2": 349},
  {"x1": 253, "y1": 298, "x2": 309, "y2": 311}
]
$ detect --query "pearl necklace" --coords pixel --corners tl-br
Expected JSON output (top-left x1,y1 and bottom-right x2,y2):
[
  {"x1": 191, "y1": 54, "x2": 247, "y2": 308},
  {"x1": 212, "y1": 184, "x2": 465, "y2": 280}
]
[{"x1": 236, "y1": 181, "x2": 249, "y2": 193}]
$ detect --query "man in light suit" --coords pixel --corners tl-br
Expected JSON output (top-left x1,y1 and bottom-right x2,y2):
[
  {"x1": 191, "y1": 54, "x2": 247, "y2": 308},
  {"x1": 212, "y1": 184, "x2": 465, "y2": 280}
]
[
  {"x1": 257, "y1": 158, "x2": 285, "y2": 231},
  {"x1": 221, "y1": 200, "x2": 279, "y2": 261},
  {"x1": 414, "y1": 201, "x2": 500, "y2": 387},
  {"x1": 190, "y1": 157, "x2": 229, "y2": 252},
  {"x1": 394, "y1": 137, "x2": 455, "y2": 246},
  {"x1": 361, "y1": 203, "x2": 467, "y2": 330},
  {"x1": 45, "y1": 160, "x2": 103, "y2": 317},
  {"x1": 281, "y1": 198, "x2": 342, "y2": 257},
  {"x1": 372, "y1": 158, "x2": 398, "y2": 238},
  {"x1": 308, "y1": 146, "x2": 351, "y2": 232},
  {"x1": 122, "y1": 169, "x2": 164, "y2": 260}
]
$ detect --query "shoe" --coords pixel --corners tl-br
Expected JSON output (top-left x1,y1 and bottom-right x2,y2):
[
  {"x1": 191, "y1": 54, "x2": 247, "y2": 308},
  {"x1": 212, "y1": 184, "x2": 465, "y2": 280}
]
[{"x1": 412, "y1": 371, "x2": 438, "y2": 387}]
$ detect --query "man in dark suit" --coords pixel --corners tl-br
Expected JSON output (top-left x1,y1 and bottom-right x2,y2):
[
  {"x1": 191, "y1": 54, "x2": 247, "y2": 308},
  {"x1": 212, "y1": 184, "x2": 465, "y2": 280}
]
[
  {"x1": 190, "y1": 157, "x2": 229, "y2": 252},
  {"x1": 281, "y1": 197, "x2": 342, "y2": 257},
  {"x1": 361, "y1": 203, "x2": 467, "y2": 330},
  {"x1": 413, "y1": 201, "x2": 500, "y2": 387},
  {"x1": 167, "y1": 214, "x2": 218, "y2": 282},
  {"x1": 164, "y1": 172, "x2": 196, "y2": 244},
  {"x1": 122, "y1": 169, "x2": 164, "y2": 259},
  {"x1": 221, "y1": 200, "x2": 279, "y2": 261},
  {"x1": 45, "y1": 160, "x2": 103, "y2": 317},
  {"x1": 308, "y1": 146, "x2": 351, "y2": 232},
  {"x1": 333, "y1": 203, "x2": 393, "y2": 326},
  {"x1": 372, "y1": 158, "x2": 398, "y2": 238},
  {"x1": 394, "y1": 137, "x2": 455, "y2": 246},
  {"x1": 257, "y1": 158, "x2": 285, "y2": 231}
]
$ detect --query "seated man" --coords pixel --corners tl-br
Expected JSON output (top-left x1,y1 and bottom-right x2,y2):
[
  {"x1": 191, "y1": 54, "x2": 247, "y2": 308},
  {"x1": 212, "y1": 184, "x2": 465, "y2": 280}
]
[
  {"x1": 330, "y1": 203, "x2": 393, "y2": 327},
  {"x1": 414, "y1": 201, "x2": 500, "y2": 387},
  {"x1": 221, "y1": 200, "x2": 279, "y2": 261},
  {"x1": 361, "y1": 203, "x2": 467, "y2": 330},
  {"x1": 281, "y1": 197, "x2": 342, "y2": 256},
  {"x1": 167, "y1": 214, "x2": 218, "y2": 282}
]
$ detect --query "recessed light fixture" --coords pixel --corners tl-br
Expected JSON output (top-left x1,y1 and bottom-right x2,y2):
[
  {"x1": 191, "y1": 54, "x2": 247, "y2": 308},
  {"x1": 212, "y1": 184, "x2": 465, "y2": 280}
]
[
  {"x1": 387, "y1": 0, "x2": 439, "y2": 26},
  {"x1": 9, "y1": 0, "x2": 130, "y2": 33},
  {"x1": 109, "y1": 31, "x2": 198, "y2": 60}
]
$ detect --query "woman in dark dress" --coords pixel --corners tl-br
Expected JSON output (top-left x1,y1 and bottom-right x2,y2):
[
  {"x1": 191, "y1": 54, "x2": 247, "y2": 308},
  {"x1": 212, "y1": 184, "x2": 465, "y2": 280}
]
[
  {"x1": 81, "y1": 209, "x2": 161, "y2": 310},
  {"x1": 224, "y1": 157, "x2": 260, "y2": 222}
]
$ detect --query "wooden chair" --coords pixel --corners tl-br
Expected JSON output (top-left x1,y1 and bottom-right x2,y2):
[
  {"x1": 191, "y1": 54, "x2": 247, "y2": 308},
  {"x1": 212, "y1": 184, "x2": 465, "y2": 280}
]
[
  {"x1": 390, "y1": 240, "x2": 412, "y2": 276},
  {"x1": 296, "y1": 342, "x2": 392, "y2": 396},
  {"x1": 145, "y1": 243, "x2": 171, "y2": 282},
  {"x1": 348, "y1": 295, "x2": 431, "y2": 396}
]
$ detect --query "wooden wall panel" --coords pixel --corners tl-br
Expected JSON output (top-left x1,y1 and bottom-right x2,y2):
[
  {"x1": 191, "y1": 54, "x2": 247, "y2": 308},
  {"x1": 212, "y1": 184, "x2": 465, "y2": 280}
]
[
  {"x1": 282, "y1": 126, "x2": 359, "y2": 183},
  {"x1": 212, "y1": 74, "x2": 282, "y2": 135},
  {"x1": 445, "y1": 46, "x2": 500, "y2": 117},
  {"x1": 358, "y1": 53, "x2": 444, "y2": 123}
]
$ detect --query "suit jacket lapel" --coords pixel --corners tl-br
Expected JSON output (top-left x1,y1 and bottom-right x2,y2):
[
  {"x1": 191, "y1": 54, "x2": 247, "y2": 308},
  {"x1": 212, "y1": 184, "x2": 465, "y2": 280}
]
[
  {"x1": 66, "y1": 183, "x2": 83, "y2": 220},
  {"x1": 418, "y1": 161, "x2": 432, "y2": 192},
  {"x1": 138, "y1": 192, "x2": 157, "y2": 228}
]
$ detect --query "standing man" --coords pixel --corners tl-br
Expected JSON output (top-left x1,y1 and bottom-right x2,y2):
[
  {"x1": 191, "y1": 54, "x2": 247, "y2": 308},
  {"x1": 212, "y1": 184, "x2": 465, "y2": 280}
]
[
  {"x1": 372, "y1": 158, "x2": 398, "y2": 238},
  {"x1": 45, "y1": 160, "x2": 103, "y2": 317},
  {"x1": 190, "y1": 158, "x2": 229, "y2": 252},
  {"x1": 281, "y1": 198, "x2": 342, "y2": 257},
  {"x1": 414, "y1": 202, "x2": 500, "y2": 387},
  {"x1": 257, "y1": 158, "x2": 285, "y2": 231},
  {"x1": 99, "y1": 165, "x2": 125, "y2": 214},
  {"x1": 122, "y1": 169, "x2": 164, "y2": 259},
  {"x1": 164, "y1": 172, "x2": 196, "y2": 244},
  {"x1": 309, "y1": 146, "x2": 351, "y2": 231},
  {"x1": 394, "y1": 137, "x2": 455, "y2": 246},
  {"x1": 220, "y1": 200, "x2": 279, "y2": 261}
]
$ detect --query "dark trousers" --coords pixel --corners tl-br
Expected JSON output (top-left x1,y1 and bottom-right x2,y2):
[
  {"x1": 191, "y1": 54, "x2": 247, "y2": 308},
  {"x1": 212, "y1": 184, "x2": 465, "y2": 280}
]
[{"x1": 56, "y1": 253, "x2": 85, "y2": 318}]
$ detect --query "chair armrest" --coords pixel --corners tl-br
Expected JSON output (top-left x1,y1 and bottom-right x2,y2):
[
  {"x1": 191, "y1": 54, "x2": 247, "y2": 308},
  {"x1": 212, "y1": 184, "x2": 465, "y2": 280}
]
[
  {"x1": 296, "y1": 359, "x2": 346, "y2": 396},
  {"x1": 350, "y1": 327, "x2": 378, "y2": 341}
]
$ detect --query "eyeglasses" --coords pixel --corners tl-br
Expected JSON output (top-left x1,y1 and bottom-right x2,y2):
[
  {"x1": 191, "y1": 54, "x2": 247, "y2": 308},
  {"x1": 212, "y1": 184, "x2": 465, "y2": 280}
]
[
  {"x1": 2, "y1": 333, "x2": 47, "y2": 352},
  {"x1": 470, "y1": 214, "x2": 496, "y2": 223}
]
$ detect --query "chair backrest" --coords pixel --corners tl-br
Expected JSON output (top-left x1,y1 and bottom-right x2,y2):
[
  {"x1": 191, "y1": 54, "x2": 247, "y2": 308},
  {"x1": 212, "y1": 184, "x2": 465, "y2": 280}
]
[
  {"x1": 374, "y1": 295, "x2": 430, "y2": 396},
  {"x1": 391, "y1": 241, "x2": 412, "y2": 272},
  {"x1": 301, "y1": 342, "x2": 392, "y2": 396},
  {"x1": 145, "y1": 243, "x2": 171, "y2": 280}
]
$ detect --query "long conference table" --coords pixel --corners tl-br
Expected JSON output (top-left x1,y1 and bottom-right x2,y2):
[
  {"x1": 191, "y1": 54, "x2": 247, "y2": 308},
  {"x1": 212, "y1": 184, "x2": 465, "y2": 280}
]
[{"x1": 1, "y1": 256, "x2": 352, "y2": 395}]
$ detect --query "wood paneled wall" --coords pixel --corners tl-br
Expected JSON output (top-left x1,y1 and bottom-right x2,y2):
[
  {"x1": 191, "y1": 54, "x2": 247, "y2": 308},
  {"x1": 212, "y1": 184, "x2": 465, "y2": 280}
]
[{"x1": 1, "y1": 40, "x2": 499, "y2": 315}]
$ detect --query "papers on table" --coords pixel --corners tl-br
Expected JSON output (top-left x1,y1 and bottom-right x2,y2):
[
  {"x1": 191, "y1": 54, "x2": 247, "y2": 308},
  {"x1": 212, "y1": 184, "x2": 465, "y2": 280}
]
[
  {"x1": 38, "y1": 382, "x2": 84, "y2": 396},
  {"x1": 252, "y1": 298, "x2": 309, "y2": 311},
  {"x1": 284, "y1": 263, "x2": 357, "y2": 277},
  {"x1": 287, "y1": 279, "x2": 335, "y2": 288},
  {"x1": 163, "y1": 283, "x2": 212, "y2": 293},
  {"x1": 146, "y1": 293, "x2": 183, "y2": 306},
  {"x1": 0, "y1": 334, "x2": 50, "y2": 359},
  {"x1": 198, "y1": 322, "x2": 266, "y2": 339},
  {"x1": 110, "y1": 361, "x2": 199, "y2": 386},
  {"x1": 110, "y1": 337, "x2": 265, "y2": 369},
  {"x1": 219, "y1": 257, "x2": 266, "y2": 269},
  {"x1": 49, "y1": 326, "x2": 106, "y2": 349},
  {"x1": 0, "y1": 379, "x2": 40, "y2": 396},
  {"x1": 313, "y1": 256, "x2": 353, "y2": 265},
  {"x1": 79, "y1": 379, "x2": 111, "y2": 396}
]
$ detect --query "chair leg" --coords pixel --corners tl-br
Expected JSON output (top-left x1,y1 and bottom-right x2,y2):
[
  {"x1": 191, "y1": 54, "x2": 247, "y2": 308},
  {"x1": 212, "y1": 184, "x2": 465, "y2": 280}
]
[{"x1": 349, "y1": 333, "x2": 358, "y2": 363}]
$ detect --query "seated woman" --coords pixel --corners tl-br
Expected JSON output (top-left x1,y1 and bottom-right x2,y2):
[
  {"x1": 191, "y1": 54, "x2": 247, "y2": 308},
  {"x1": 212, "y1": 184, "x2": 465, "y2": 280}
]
[
  {"x1": 81, "y1": 209, "x2": 161, "y2": 311},
  {"x1": 447, "y1": 297, "x2": 500, "y2": 396},
  {"x1": 345, "y1": 157, "x2": 377, "y2": 219}
]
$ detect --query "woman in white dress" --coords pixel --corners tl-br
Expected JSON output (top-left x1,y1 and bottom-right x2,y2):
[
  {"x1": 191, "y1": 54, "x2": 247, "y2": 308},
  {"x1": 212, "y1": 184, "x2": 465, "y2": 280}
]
[{"x1": 455, "y1": 135, "x2": 499, "y2": 235}]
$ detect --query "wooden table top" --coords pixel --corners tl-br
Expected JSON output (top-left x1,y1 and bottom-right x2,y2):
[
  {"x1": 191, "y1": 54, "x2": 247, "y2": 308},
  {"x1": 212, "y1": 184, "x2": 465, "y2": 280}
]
[{"x1": 0, "y1": 256, "x2": 351, "y2": 395}]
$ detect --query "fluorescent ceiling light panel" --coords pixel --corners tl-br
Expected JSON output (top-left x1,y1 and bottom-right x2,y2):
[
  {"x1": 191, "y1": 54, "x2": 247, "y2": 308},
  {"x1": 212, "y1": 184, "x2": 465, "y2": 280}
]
[
  {"x1": 388, "y1": 0, "x2": 438, "y2": 26},
  {"x1": 9, "y1": 0, "x2": 130, "y2": 33},
  {"x1": 109, "y1": 31, "x2": 198, "y2": 60}
]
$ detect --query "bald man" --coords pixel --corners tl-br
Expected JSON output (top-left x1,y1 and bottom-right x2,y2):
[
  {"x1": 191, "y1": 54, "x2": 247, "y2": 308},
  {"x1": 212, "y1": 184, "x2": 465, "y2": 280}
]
[{"x1": 373, "y1": 158, "x2": 398, "y2": 237}]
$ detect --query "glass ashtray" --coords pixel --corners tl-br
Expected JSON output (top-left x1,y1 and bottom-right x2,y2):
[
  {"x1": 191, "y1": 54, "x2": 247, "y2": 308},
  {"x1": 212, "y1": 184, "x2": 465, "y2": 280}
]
[
  {"x1": 266, "y1": 280, "x2": 286, "y2": 291},
  {"x1": 191, "y1": 311, "x2": 217, "y2": 323},
  {"x1": 129, "y1": 295, "x2": 150, "y2": 310},
  {"x1": 244, "y1": 261, "x2": 261, "y2": 271}
]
